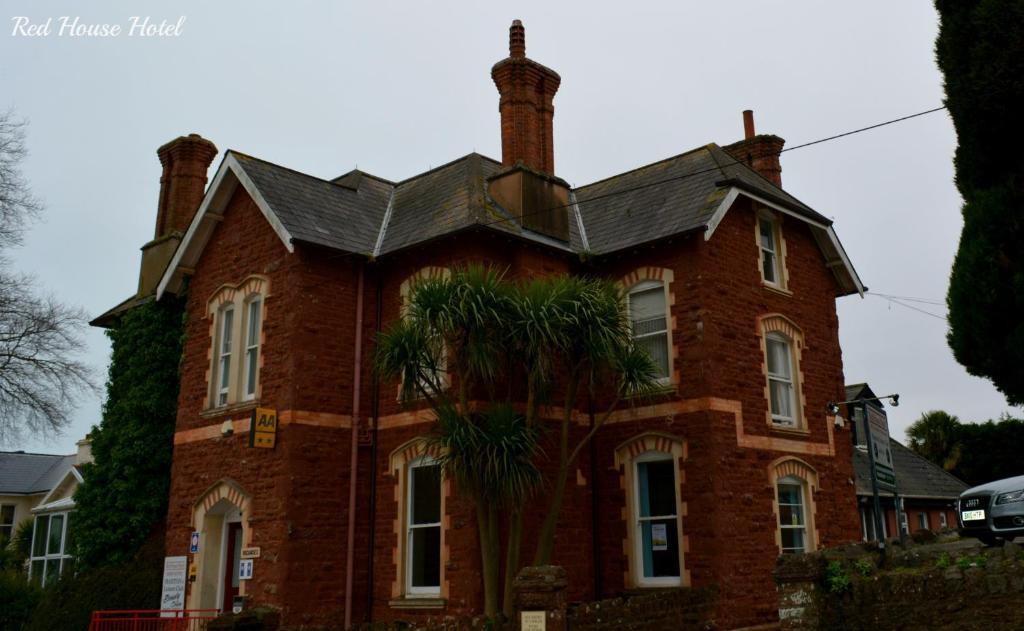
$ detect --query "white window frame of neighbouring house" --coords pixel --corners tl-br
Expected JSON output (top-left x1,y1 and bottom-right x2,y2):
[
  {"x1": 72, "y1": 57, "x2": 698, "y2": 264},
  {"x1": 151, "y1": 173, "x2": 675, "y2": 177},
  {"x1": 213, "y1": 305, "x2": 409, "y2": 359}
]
[
  {"x1": 0, "y1": 503, "x2": 15, "y2": 542},
  {"x1": 206, "y1": 276, "x2": 268, "y2": 410},
  {"x1": 28, "y1": 511, "x2": 72, "y2": 586}
]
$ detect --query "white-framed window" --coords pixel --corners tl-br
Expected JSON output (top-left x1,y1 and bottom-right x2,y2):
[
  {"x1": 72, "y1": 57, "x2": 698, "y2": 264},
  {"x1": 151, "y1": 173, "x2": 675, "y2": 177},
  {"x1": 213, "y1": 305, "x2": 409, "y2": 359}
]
[
  {"x1": 917, "y1": 512, "x2": 929, "y2": 531},
  {"x1": 0, "y1": 504, "x2": 14, "y2": 541},
  {"x1": 757, "y1": 211, "x2": 786, "y2": 289},
  {"x1": 29, "y1": 512, "x2": 72, "y2": 586},
  {"x1": 939, "y1": 512, "x2": 948, "y2": 528},
  {"x1": 765, "y1": 333, "x2": 797, "y2": 426},
  {"x1": 216, "y1": 306, "x2": 234, "y2": 407},
  {"x1": 627, "y1": 281, "x2": 670, "y2": 382},
  {"x1": 243, "y1": 297, "x2": 262, "y2": 400},
  {"x1": 206, "y1": 276, "x2": 268, "y2": 409},
  {"x1": 632, "y1": 451, "x2": 681, "y2": 586},
  {"x1": 777, "y1": 477, "x2": 808, "y2": 554},
  {"x1": 406, "y1": 456, "x2": 442, "y2": 596}
]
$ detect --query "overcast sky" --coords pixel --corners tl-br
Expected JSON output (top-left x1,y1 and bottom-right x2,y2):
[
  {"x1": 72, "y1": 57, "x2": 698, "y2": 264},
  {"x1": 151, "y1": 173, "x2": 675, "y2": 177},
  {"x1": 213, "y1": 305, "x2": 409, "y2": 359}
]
[{"x1": 2, "y1": 1, "x2": 1018, "y2": 454}]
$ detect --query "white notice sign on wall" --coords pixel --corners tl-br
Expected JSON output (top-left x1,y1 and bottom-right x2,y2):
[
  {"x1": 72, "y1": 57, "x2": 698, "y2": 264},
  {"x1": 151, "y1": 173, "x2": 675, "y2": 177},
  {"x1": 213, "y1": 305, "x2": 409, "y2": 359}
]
[{"x1": 160, "y1": 556, "x2": 188, "y2": 617}]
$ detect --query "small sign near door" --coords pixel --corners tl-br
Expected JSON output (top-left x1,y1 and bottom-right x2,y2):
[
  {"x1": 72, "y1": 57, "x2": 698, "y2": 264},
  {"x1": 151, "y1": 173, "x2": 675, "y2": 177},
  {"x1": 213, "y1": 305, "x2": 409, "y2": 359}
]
[
  {"x1": 249, "y1": 408, "x2": 278, "y2": 449},
  {"x1": 240, "y1": 546, "x2": 261, "y2": 559},
  {"x1": 239, "y1": 559, "x2": 254, "y2": 581},
  {"x1": 189, "y1": 531, "x2": 200, "y2": 554}
]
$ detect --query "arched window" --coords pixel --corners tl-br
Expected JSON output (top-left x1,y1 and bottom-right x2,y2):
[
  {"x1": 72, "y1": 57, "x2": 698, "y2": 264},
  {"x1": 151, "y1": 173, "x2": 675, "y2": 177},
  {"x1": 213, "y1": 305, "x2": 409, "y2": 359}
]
[
  {"x1": 776, "y1": 476, "x2": 809, "y2": 554},
  {"x1": 759, "y1": 315, "x2": 806, "y2": 430},
  {"x1": 206, "y1": 276, "x2": 269, "y2": 409},
  {"x1": 770, "y1": 457, "x2": 818, "y2": 555},
  {"x1": 406, "y1": 455, "x2": 442, "y2": 595},
  {"x1": 622, "y1": 267, "x2": 675, "y2": 384},
  {"x1": 390, "y1": 438, "x2": 448, "y2": 602},
  {"x1": 615, "y1": 432, "x2": 686, "y2": 588}
]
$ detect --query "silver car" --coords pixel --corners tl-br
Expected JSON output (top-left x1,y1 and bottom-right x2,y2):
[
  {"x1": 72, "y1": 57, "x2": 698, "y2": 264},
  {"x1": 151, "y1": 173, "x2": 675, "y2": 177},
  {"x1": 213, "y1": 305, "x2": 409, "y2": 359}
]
[{"x1": 957, "y1": 474, "x2": 1024, "y2": 545}]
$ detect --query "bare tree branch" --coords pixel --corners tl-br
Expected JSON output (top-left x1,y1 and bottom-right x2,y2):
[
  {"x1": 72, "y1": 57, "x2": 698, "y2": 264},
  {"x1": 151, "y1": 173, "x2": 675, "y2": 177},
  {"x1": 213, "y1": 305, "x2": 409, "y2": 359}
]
[{"x1": 0, "y1": 111, "x2": 96, "y2": 444}]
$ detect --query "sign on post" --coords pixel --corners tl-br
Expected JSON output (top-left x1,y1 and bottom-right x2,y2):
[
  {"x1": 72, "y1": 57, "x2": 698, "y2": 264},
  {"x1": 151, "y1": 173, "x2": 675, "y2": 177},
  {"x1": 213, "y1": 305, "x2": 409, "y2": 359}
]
[
  {"x1": 249, "y1": 408, "x2": 278, "y2": 449},
  {"x1": 189, "y1": 531, "x2": 200, "y2": 554},
  {"x1": 241, "y1": 546, "x2": 261, "y2": 559},
  {"x1": 866, "y1": 406, "x2": 896, "y2": 491},
  {"x1": 239, "y1": 559, "x2": 254, "y2": 580},
  {"x1": 160, "y1": 556, "x2": 188, "y2": 616}
]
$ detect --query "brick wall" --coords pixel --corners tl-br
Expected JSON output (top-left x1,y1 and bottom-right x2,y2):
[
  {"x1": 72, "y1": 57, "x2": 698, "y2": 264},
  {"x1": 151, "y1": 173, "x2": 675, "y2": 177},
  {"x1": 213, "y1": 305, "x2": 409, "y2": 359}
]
[{"x1": 165, "y1": 182, "x2": 860, "y2": 628}]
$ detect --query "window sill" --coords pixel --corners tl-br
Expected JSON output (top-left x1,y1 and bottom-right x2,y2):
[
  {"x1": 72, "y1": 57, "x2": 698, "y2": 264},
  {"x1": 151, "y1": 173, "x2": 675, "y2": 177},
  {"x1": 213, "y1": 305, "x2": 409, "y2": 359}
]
[
  {"x1": 200, "y1": 400, "x2": 259, "y2": 419},
  {"x1": 389, "y1": 597, "x2": 446, "y2": 610},
  {"x1": 762, "y1": 283, "x2": 793, "y2": 297},
  {"x1": 770, "y1": 424, "x2": 810, "y2": 437}
]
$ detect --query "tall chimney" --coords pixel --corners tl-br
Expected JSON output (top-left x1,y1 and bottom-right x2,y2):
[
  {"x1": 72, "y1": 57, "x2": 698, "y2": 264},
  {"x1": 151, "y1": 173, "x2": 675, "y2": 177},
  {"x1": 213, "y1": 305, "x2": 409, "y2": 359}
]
[
  {"x1": 723, "y1": 110, "x2": 785, "y2": 187},
  {"x1": 154, "y1": 134, "x2": 218, "y2": 238},
  {"x1": 491, "y1": 20, "x2": 561, "y2": 174},
  {"x1": 137, "y1": 133, "x2": 217, "y2": 297}
]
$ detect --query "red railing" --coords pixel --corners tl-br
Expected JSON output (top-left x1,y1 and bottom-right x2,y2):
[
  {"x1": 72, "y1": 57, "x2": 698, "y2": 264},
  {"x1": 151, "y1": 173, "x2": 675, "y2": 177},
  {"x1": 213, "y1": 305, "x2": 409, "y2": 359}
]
[{"x1": 89, "y1": 610, "x2": 220, "y2": 631}]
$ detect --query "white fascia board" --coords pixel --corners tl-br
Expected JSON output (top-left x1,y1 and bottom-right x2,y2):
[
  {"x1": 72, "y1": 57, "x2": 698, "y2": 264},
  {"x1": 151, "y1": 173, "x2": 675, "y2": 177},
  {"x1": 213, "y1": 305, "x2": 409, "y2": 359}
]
[
  {"x1": 156, "y1": 154, "x2": 295, "y2": 299},
  {"x1": 704, "y1": 186, "x2": 865, "y2": 297},
  {"x1": 35, "y1": 469, "x2": 78, "y2": 508}
]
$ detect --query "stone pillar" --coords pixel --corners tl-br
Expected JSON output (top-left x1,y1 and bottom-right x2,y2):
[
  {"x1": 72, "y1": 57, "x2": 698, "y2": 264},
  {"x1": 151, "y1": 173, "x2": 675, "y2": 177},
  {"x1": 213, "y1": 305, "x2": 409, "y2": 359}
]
[
  {"x1": 513, "y1": 565, "x2": 568, "y2": 631},
  {"x1": 774, "y1": 553, "x2": 825, "y2": 631}
]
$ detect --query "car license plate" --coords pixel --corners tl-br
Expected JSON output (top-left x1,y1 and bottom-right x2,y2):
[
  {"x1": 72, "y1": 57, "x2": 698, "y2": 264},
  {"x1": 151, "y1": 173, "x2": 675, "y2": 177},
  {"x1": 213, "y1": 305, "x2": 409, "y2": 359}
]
[{"x1": 961, "y1": 510, "x2": 985, "y2": 521}]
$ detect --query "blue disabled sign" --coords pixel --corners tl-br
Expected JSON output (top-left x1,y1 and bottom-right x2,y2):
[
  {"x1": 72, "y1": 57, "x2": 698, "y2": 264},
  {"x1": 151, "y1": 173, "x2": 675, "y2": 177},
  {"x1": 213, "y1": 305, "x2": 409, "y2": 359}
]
[{"x1": 189, "y1": 531, "x2": 200, "y2": 554}]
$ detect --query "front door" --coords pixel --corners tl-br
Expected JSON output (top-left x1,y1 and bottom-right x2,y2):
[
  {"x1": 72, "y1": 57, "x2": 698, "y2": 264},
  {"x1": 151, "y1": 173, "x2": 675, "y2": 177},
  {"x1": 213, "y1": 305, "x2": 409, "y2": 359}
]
[{"x1": 222, "y1": 522, "x2": 243, "y2": 612}]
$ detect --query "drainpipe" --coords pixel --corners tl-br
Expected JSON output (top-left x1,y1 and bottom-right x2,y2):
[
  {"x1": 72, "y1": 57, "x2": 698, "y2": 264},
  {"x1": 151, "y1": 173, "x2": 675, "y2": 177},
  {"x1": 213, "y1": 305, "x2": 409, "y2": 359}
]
[
  {"x1": 588, "y1": 381, "x2": 602, "y2": 598},
  {"x1": 344, "y1": 261, "x2": 365, "y2": 629},
  {"x1": 365, "y1": 268, "x2": 383, "y2": 622}
]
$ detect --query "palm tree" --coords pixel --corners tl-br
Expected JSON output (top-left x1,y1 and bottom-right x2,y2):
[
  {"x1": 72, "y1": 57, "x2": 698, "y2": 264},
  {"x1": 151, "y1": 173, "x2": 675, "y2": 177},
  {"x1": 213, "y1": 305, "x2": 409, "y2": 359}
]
[
  {"x1": 907, "y1": 410, "x2": 963, "y2": 471},
  {"x1": 375, "y1": 266, "x2": 663, "y2": 616}
]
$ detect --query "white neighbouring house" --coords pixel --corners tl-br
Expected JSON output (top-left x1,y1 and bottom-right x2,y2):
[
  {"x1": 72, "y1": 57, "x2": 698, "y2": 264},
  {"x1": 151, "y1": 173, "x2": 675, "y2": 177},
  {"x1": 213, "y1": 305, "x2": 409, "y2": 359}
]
[{"x1": 0, "y1": 437, "x2": 92, "y2": 585}]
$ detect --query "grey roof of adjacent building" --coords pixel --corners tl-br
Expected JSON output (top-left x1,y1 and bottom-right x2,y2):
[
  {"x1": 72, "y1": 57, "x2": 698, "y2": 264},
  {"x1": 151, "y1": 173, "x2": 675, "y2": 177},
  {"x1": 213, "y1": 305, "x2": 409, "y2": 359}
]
[
  {"x1": 0, "y1": 452, "x2": 75, "y2": 495},
  {"x1": 853, "y1": 438, "x2": 969, "y2": 499}
]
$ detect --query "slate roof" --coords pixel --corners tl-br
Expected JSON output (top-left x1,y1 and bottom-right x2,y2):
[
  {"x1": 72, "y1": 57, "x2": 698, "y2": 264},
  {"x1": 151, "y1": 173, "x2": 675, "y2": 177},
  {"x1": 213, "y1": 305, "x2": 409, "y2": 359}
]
[
  {"x1": 222, "y1": 143, "x2": 831, "y2": 259},
  {"x1": 154, "y1": 139, "x2": 863, "y2": 299},
  {"x1": 853, "y1": 439, "x2": 968, "y2": 499},
  {"x1": 0, "y1": 452, "x2": 75, "y2": 495},
  {"x1": 574, "y1": 144, "x2": 826, "y2": 254}
]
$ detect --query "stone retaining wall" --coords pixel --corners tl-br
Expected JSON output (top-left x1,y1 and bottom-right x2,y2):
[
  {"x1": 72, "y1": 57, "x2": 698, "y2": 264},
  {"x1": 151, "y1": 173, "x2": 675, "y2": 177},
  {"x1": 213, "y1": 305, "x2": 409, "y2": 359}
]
[{"x1": 776, "y1": 539, "x2": 1024, "y2": 630}]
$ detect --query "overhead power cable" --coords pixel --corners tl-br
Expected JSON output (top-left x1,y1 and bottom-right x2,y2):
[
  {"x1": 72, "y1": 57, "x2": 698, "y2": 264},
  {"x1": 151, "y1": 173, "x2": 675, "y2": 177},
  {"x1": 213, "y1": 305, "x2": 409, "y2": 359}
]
[{"x1": 467, "y1": 105, "x2": 949, "y2": 232}]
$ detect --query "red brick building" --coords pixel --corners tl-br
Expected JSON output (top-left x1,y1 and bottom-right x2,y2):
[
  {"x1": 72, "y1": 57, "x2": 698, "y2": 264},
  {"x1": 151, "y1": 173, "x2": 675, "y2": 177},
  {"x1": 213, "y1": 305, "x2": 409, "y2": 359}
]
[{"x1": 99, "y1": 21, "x2": 865, "y2": 629}]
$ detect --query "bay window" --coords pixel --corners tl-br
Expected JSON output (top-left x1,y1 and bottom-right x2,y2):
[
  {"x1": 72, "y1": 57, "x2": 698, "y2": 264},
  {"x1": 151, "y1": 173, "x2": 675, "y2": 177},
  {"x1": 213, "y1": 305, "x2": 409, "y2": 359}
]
[{"x1": 29, "y1": 512, "x2": 72, "y2": 586}]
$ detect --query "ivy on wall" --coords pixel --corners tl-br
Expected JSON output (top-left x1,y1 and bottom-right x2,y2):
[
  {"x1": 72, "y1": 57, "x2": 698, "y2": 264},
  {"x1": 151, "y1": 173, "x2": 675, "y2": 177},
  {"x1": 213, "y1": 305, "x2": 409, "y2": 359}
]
[{"x1": 71, "y1": 294, "x2": 186, "y2": 568}]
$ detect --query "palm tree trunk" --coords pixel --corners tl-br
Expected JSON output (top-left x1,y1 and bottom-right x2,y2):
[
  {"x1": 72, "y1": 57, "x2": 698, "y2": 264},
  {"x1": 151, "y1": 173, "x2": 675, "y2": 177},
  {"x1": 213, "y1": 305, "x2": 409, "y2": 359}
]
[
  {"x1": 477, "y1": 501, "x2": 499, "y2": 616},
  {"x1": 502, "y1": 508, "x2": 524, "y2": 616},
  {"x1": 533, "y1": 373, "x2": 579, "y2": 565}
]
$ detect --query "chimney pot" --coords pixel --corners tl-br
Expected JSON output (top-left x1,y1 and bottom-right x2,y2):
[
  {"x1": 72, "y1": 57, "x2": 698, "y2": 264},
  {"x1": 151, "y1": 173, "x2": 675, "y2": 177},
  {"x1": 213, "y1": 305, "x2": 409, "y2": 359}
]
[
  {"x1": 154, "y1": 133, "x2": 218, "y2": 238},
  {"x1": 509, "y1": 20, "x2": 526, "y2": 58},
  {"x1": 743, "y1": 110, "x2": 755, "y2": 139}
]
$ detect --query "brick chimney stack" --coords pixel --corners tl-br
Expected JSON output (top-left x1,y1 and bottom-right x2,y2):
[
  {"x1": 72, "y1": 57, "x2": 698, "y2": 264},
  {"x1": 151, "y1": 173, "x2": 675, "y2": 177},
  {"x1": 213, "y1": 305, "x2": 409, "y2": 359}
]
[
  {"x1": 154, "y1": 133, "x2": 218, "y2": 238},
  {"x1": 491, "y1": 20, "x2": 561, "y2": 174},
  {"x1": 135, "y1": 133, "x2": 217, "y2": 298},
  {"x1": 723, "y1": 110, "x2": 785, "y2": 187}
]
